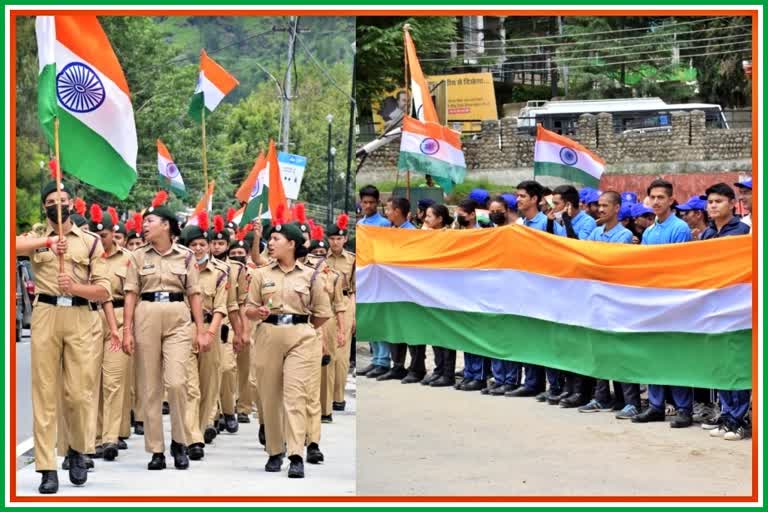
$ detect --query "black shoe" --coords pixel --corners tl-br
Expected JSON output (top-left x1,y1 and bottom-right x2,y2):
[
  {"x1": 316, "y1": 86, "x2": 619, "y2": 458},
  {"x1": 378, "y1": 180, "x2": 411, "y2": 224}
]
[
  {"x1": 224, "y1": 414, "x2": 239, "y2": 433},
  {"x1": 217, "y1": 415, "x2": 226, "y2": 433},
  {"x1": 134, "y1": 421, "x2": 144, "y2": 436},
  {"x1": 61, "y1": 456, "x2": 70, "y2": 471},
  {"x1": 130, "y1": 409, "x2": 135, "y2": 427},
  {"x1": 632, "y1": 407, "x2": 666, "y2": 423},
  {"x1": 306, "y1": 443, "x2": 324, "y2": 464},
  {"x1": 83, "y1": 454, "x2": 94, "y2": 470},
  {"x1": 38, "y1": 470, "x2": 59, "y2": 494},
  {"x1": 170, "y1": 440, "x2": 189, "y2": 470},
  {"x1": 147, "y1": 453, "x2": 166, "y2": 470},
  {"x1": 560, "y1": 393, "x2": 588, "y2": 408},
  {"x1": 66, "y1": 448, "x2": 88, "y2": 486},
  {"x1": 265, "y1": 453, "x2": 284, "y2": 472},
  {"x1": 103, "y1": 443, "x2": 119, "y2": 461},
  {"x1": 321, "y1": 414, "x2": 333, "y2": 423},
  {"x1": 366, "y1": 366, "x2": 388, "y2": 379},
  {"x1": 332, "y1": 401, "x2": 346, "y2": 411},
  {"x1": 117, "y1": 438, "x2": 128, "y2": 450},
  {"x1": 534, "y1": 390, "x2": 548, "y2": 402},
  {"x1": 547, "y1": 391, "x2": 569, "y2": 405},
  {"x1": 204, "y1": 426, "x2": 217, "y2": 444},
  {"x1": 453, "y1": 378, "x2": 466, "y2": 390},
  {"x1": 430, "y1": 375, "x2": 455, "y2": 387},
  {"x1": 505, "y1": 386, "x2": 538, "y2": 397},
  {"x1": 162, "y1": 401, "x2": 170, "y2": 415},
  {"x1": 288, "y1": 455, "x2": 305, "y2": 478},
  {"x1": 188, "y1": 443, "x2": 205, "y2": 461},
  {"x1": 376, "y1": 368, "x2": 407, "y2": 381},
  {"x1": 237, "y1": 412, "x2": 251, "y2": 424},
  {"x1": 92, "y1": 445, "x2": 104, "y2": 459},
  {"x1": 490, "y1": 384, "x2": 515, "y2": 396},
  {"x1": 258, "y1": 424, "x2": 266, "y2": 446},
  {"x1": 401, "y1": 373, "x2": 423, "y2": 384},
  {"x1": 356, "y1": 364, "x2": 375, "y2": 376},
  {"x1": 421, "y1": 373, "x2": 439, "y2": 386},
  {"x1": 461, "y1": 379, "x2": 485, "y2": 391},
  {"x1": 480, "y1": 383, "x2": 499, "y2": 395},
  {"x1": 671, "y1": 410, "x2": 693, "y2": 428}
]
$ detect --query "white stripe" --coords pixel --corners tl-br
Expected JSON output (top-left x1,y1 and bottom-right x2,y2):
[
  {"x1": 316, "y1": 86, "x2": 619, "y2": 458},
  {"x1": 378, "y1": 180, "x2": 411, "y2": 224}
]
[
  {"x1": 357, "y1": 265, "x2": 752, "y2": 334},
  {"x1": 534, "y1": 140, "x2": 604, "y2": 179},
  {"x1": 400, "y1": 130, "x2": 466, "y2": 167},
  {"x1": 157, "y1": 153, "x2": 184, "y2": 188},
  {"x1": 201, "y1": 71, "x2": 226, "y2": 112},
  {"x1": 54, "y1": 42, "x2": 137, "y2": 171},
  {"x1": 35, "y1": 16, "x2": 55, "y2": 71},
  {"x1": 16, "y1": 436, "x2": 34, "y2": 458}
]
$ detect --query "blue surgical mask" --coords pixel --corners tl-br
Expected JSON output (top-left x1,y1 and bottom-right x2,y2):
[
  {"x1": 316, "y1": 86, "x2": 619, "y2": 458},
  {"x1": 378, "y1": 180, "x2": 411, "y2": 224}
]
[{"x1": 196, "y1": 254, "x2": 209, "y2": 265}]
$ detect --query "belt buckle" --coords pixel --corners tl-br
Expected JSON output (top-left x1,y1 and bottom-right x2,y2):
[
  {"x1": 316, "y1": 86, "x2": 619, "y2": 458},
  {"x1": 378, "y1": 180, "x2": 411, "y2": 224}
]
[
  {"x1": 56, "y1": 296, "x2": 73, "y2": 307},
  {"x1": 278, "y1": 314, "x2": 293, "y2": 325},
  {"x1": 156, "y1": 292, "x2": 170, "y2": 303}
]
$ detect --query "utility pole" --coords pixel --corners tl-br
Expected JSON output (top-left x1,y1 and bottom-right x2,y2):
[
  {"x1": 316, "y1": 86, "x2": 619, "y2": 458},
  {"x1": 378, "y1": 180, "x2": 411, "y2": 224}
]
[
  {"x1": 344, "y1": 48, "x2": 356, "y2": 213},
  {"x1": 278, "y1": 16, "x2": 299, "y2": 154},
  {"x1": 557, "y1": 16, "x2": 568, "y2": 96}
]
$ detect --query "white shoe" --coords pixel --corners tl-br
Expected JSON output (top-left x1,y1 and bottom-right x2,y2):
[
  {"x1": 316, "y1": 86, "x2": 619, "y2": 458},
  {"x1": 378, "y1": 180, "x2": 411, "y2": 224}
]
[
  {"x1": 724, "y1": 426, "x2": 747, "y2": 441},
  {"x1": 710, "y1": 426, "x2": 727, "y2": 437}
]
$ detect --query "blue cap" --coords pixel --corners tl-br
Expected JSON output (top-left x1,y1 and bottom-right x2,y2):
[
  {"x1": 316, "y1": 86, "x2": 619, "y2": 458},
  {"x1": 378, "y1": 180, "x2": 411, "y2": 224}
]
[
  {"x1": 630, "y1": 203, "x2": 654, "y2": 217},
  {"x1": 578, "y1": 187, "x2": 595, "y2": 203},
  {"x1": 676, "y1": 195, "x2": 708, "y2": 212},
  {"x1": 734, "y1": 178, "x2": 752, "y2": 190},
  {"x1": 417, "y1": 198, "x2": 436, "y2": 210},
  {"x1": 618, "y1": 204, "x2": 633, "y2": 221},
  {"x1": 469, "y1": 188, "x2": 490, "y2": 204},
  {"x1": 583, "y1": 189, "x2": 601, "y2": 205},
  {"x1": 621, "y1": 192, "x2": 638, "y2": 205},
  {"x1": 500, "y1": 193, "x2": 518, "y2": 211}
]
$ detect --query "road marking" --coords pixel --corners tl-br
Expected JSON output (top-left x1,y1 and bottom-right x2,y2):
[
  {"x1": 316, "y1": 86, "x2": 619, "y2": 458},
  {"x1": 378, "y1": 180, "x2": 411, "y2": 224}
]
[{"x1": 16, "y1": 436, "x2": 34, "y2": 458}]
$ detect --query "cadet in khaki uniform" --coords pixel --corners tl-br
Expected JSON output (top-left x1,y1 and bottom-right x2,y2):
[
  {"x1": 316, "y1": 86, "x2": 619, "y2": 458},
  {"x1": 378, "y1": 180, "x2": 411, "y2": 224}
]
[
  {"x1": 325, "y1": 213, "x2": 355, "y2": 411},
  {"x1": 245, "y1": 212, "x2": 331, "y2": 478},
  {"x1": 229, "y1": 231, "x2": 256, "y2": 425},
  {"x1": 244, "y1": 226, "x2": 268, "y2": 446},
  {"x1": 16, "y1": 180, "x2": 111, "y2": 494},
  {"x1": 122, "y1": 191, "x2": 208, "y2": 471},
  {"x1": 123, "y1": 213, "x2": 146, "y2": 436},
  {"x1": 209, "y1": 215, "x2": 247, "y2": 435},
  {"x1": 180, "y1": 217, "x2": 228, "y2": 461}
]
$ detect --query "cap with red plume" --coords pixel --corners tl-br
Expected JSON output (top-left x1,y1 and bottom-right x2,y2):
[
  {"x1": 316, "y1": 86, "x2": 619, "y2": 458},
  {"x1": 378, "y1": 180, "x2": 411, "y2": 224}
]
[
  {"x1": 225, "y1": 207, "x2": 237, "y2": 228},
  {"x1": 210, "y1": 214, "x2": 230, "y2": 241},
  {"x1": 230, "y1": 224, "x2": 252, "y2": 251},
  {"x1": 40, "y1": 160, "x2": 73, "y2": 201},
  {"x1": 197, "y1": 211, "x2": 210, "y2": 232},
  {"x1": 151, "y1": 190, "x2": 168, "y2": 209},
  {"x1": 293, "y1": 203, "x2": 307, "y2": 225},
  {"x1": 269, "y1": 203, "x2": 304, "y2": 245},
  {"x1": 74, "y1": 198, "x2": 87, "y2": 216},
  {"x1": 108, "y1": 207, "x2": 119, "y2": 226},
  {"x1": 327, "y1": 212, "x2": 350, "y2": 237},
  {"x1": 273, "y1": 203, "x2": 287, "y2": 227},
  {"x1": 126, "y1": 213, "x2": 144, "y2": 241},
  {"x1": 309, "y1": 224, "x2": 328, "y2": 252},
  {"x1": 125, "y1": 218, "x2": 135, "y2": 232},
  {"x1": 143, "y1": 190, "x2": 177, "y2": 232}
]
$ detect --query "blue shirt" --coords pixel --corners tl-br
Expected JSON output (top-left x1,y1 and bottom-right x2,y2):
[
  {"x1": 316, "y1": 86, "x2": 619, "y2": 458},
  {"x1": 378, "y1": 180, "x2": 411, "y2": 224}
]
[
  {"x1": 587, "y1": 223, "x2": 633, "y2": 244},
  {"x1": 700, "y1": 216, "x2": 751, "y2": 239},
  {"x1": 522, "y1": 211, "x2": 547, "y2": 232},
  {"x1": 395, "y1": 220, "x2": 416, "y2": 230},
  {"x1": 553, "y1": 210, "x2": 597, "y2": 240},
  {"x1": 641, "y1": 213, "x2": 692, "y2": 245},
  {"x1": 357, "y1": 212, "x2": 392, "y2": 227}
]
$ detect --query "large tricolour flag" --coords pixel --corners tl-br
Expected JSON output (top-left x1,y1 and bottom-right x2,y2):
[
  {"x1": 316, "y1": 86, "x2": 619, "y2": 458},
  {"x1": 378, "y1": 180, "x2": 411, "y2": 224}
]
[
  {"x1": 534, "y1": 124, "x2": 605, "y2": 187},
  {"x1": 239, "y1": 140, "x2": 288, "y2": 228},
  {"x1": 157, "y1": 139, "x2": 186, "y2": 197},
  {"x1": 185, "y1": 180, "x2": 215, "y2": 226},
  {"x1": 356, "y1": 225, "x2": 752, "y2": 390},
  {"x1": 188, "y1": 50, "x2": 239, "y2": 123},
  {"x1": 36, "y1": 16, "x2": 137, "y2": 199},
  {"x1": 398, "y1": 30, "x2": 465, "y2": 191}
]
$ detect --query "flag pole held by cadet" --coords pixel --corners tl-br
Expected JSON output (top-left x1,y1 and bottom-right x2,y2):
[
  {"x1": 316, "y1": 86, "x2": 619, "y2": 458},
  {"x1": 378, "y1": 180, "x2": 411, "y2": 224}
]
[
  {"x1": 202, "y1": 107, "x2": 208, "y2": 201},
  {"x1": 53, "y1": 116, "x2": 64, "y2": 272}
]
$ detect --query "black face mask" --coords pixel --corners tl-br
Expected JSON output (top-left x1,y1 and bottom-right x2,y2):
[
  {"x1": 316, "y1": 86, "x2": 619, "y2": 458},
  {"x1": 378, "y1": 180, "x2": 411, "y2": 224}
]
[
  {"x1": 230, "y1": 256, "x2": 246, "y2": 264},
  {"x1": 456, "y1": 215, "x2": 470, "y2": 227},
  {"x1": 45, "y1": 204, "x2": 70, "y2": 224},
  {"x1": 490, "y1": 212, "x2": 507, "y2": 226}
]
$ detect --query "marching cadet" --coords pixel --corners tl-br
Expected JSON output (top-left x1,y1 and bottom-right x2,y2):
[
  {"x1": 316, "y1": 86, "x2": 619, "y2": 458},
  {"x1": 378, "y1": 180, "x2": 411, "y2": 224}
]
[
  {"x1": 122, "y1": 191, "x2": 209, "y2": 470},
  {"x1": 16, "y1": 178, "x2": 111, "y2": 494},
  {"x1": 180, "y1": 214, "x2": 229, "y2": 460},
  {"x1": 245, "y1": 206, "x2": 332, "y2": 478},
  {"x1": 324, "y1": 213, "x2": 355, "y2": 412},
  {"x1": 123, "y1": 213, "x2": 146, "y2": 437},
  {"x1": 209, "y1": 214, "x2": 248, "y2": 435},
  {"x1": 244, "y1": 223, "x2": 268, "y2": 446},
  {"x1": 88, "y1": 205, "x2": 133, "y2": 462}
]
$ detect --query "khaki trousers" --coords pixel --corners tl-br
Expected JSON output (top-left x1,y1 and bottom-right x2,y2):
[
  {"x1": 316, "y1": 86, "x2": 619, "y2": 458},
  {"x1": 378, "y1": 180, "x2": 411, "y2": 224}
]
[
  {"x1": 119, "y1": 354, "x2": 134, "y2": 438},
  {"x1": 319, "y1": 316, "x2": 338, "y2": 416},
  {"x1": 219, "y1": 335, "x2": 237, "y2": 416},
  {"x1": 252, "y1": 323, "x2": 321, "y2": 457},
  {"x1": 183, "y1": 329, "x2": 220, "y2": 445},
  {"x1": 134, "y1": 301, "x2": 191, "y2": 453},
  {"x1": 306, "y1": 329, "x2": 324, "y2": 445},
  {"x1": 95, "y1": 308, "x2": 131, "y2": 446},
  {"x1": 333, "y1": 302, "x2": 355, "y2": 402},
  {"x1": 34, "y1": 304, "x2": 99, "y2": 471},
  {"x1": 235, "y1": 340, "x2": 253, "y2": 415}
]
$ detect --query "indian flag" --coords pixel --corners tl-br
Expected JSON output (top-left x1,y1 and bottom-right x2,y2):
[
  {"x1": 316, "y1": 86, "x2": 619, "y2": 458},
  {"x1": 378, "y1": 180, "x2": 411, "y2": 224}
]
[
  {"x1": 356, "y1": 225, "x2": 752, "y2": 390},
  {"x1": 188, "y1": 50, "x2": 239, "y2": 123},
  {"x1": 239, "y1": 140, "x2": 288, "y2": 228},
  {"x1": 534, "y1": 125, "x2": 605, "y2": 187},
  {"x1": 36, "y1": 16, "x2": 137, "y2": 199},
  {"x1": 186, "y1": 180, "x2": 215, "y2": 226},
  {"x1": 157, "y1": 139, "x2": 186, "y2": 197}
]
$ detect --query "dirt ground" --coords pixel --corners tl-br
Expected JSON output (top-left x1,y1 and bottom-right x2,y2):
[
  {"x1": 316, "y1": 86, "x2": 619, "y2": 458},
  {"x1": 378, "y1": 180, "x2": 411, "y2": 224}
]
[{"x1": 355, "y1": 347, "x2": 752, "y2": 497}]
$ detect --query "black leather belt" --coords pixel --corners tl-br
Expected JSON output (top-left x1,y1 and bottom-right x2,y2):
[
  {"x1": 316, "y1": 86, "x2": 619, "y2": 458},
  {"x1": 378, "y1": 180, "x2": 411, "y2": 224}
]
[
  {"x1": 264, "y1": 314, "x2": 309, "y2": 325},
  {"x1": 342, "y1": 290, "x2": 351, "y2": 296},
  {"x1": 140, "y1": 292, "x2": 185, "y2": 303},
  {"x1": 203, "y1": 312, "x2": 213, "y2": 324},
  {"x1": 37, "y1": 293, "x2": 90, "y2": 308},
  {"x1": 111, "y1": 299, "x2": 125, "y2": 308}
]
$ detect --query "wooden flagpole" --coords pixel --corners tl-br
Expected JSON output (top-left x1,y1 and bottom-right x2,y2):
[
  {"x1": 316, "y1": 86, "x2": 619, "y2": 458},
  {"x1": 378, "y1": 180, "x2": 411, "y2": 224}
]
[
  {"x1": 53, "y1": 117, "x2": 64, "y2": 272},
  {"x1": 201, "y1": 107, "x2": 209, "y2": 209}
]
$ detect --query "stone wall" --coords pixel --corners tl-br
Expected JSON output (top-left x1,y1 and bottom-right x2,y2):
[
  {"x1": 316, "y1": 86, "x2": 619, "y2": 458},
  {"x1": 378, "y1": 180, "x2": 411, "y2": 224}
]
[{"x1": 358, "y1": 110, "x2": 752, "y2": 179}]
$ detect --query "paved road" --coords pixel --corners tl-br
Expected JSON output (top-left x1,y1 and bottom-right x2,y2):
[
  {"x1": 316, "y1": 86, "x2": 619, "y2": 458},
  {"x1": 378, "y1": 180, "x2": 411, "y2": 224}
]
[
  {"x1": 356, "y1": 348, "x2": 751, "y2": 497},
  {"x1": 15, "y1": 336, "x2": 33, "y2": 449}
]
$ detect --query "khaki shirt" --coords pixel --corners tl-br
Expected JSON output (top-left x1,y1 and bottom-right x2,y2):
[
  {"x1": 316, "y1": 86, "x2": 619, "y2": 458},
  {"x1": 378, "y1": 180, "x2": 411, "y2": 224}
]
[
  {"x1": 325, "y1": 250, "x2": 355, "y2": 294},
  {"x1": 30, "y1": 225, "x2": 111, "y2": 298},
  {"x1": 229, "y1": 258, "x2": 248, "y2": 307},
  {"x1": 102, "y1": 245, "x2": 132, "y2": 301},
  {"x1": 124, "y1": 243, "x2": 201, "y2": 296},
  {"x1": 247, "y1": 260, "x2": 331, "y2": 318},
  {"x1": 198, "y1": 260, "x2": 228, "y2": 317},
  {"x1": 305, "y1": 255, "x2": 346, "y2": 314}
]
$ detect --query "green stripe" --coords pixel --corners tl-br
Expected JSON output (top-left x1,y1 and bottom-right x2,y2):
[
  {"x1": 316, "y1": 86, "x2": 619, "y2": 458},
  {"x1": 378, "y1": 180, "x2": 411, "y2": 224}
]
[
  {"x1": 239, "y1": 186, "x2": 270, "y2": 228},
  {"x1": 398, "y1": 151, "x2": 466, "y2": 185},
  {"x1": 38, "y1": 85, "x2": 136, "y2": 200},
  {"x1": 157, "y1": 174, "x2": 187, "y2": 198},
  {"x1": 188, "y1": 92, "x2": 212, "y2": 124},
  {"x1": 534, "y1": 161, "x2": 601, "y2": 188},
  {"x1": 357, "y1": 302, "x2": 752, "y2": 390}
]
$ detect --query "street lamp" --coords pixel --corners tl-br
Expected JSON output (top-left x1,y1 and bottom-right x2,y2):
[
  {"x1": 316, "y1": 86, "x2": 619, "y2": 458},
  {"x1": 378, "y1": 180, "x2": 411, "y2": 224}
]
[{"x1": 326, "y1": 114, "x2": 333, "y2": 226}]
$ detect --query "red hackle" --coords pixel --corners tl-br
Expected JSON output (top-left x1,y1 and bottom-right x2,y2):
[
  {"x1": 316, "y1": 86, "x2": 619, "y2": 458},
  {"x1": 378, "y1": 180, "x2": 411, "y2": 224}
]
[
  {"x1": 293, "y1": 203, "x2": 307, "y2": 225},
  {"x1": 214, "y1": 214, "x2": 225, "y2": 234},
  {"x1": 337, "y1": 212, "x2": 349, "y2": 231},
  {"x1": 151, "y1": 190, "x2": 169, "y2": 208},
  {"x1": 74, "y1": 198, "x2": 87, "y2": 216},
  {"x1": 197, "y1": 211, "x2": 209, "y2": 232},
  {"x1": 226, "y1": 207, "x2": 236, "y2": 223},
  {"x1": 132, "y1": 213, "x2": 143, "y2": 232},
  {"x1": 273, "y1": 203, "x2": 287, "y2": 226},
  {"x1": 89, "y1": 203, "x2": 103, "y2": 223},
  {"x1": 48, "y1": 159, "x2": 60, "y2": 180},
  {"x1": 107, "y1": 207, "x2": 119, "y2": 226}
]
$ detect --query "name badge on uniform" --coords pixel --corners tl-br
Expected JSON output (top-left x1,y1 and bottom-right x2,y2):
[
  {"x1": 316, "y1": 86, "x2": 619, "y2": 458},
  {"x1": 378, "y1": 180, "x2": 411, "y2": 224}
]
[
  {"x1": 35, "y1": 247, "x2": 50, "y2": 253},
  {"x1": 263, "y1": 281, "x2": 275, "y2": 288},
  {"x1": 142, "y1": 264, "x2": 155, "y2": 271}
]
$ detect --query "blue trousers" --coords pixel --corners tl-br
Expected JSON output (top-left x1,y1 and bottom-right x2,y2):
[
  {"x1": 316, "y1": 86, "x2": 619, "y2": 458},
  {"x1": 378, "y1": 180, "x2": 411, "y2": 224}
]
[
  {"x1": 648, "y1": 385, "x2": 692, "y2": 414},
  {"x1": 463, "y1": 353, "x2": 487, "y2": 380},
  {"x1": 370, "y1": 341, "x2": 391, "y2": 368},
  {"x1": 491, "y1": 359, "x2": 519, "y2": 386},
  {"x1": 719, "y1": 389, "x2": 751, "y2": 426},
  {"x1": 522, "y1": 364, "x2": 545, "y2": 392},
  {"x1": 546, "y1": 368, "x2": 563, "y2": 395}
]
